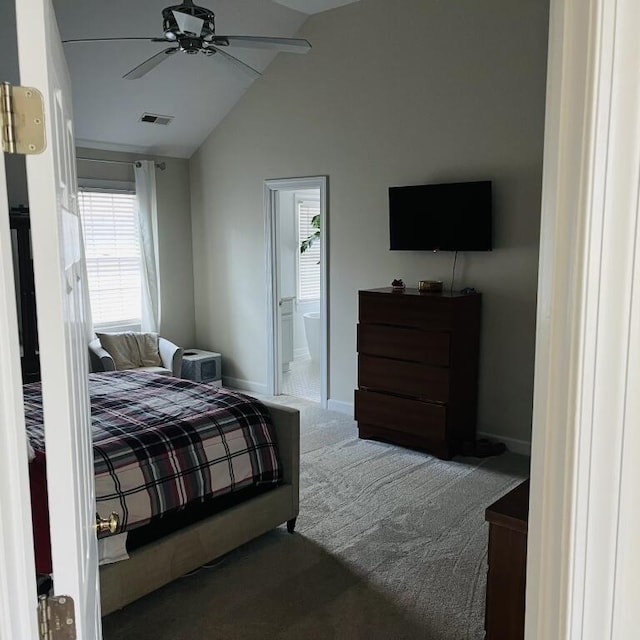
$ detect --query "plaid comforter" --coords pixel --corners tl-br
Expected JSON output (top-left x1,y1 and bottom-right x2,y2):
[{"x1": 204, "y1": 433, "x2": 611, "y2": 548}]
[{"x1": 24, "y1": 371, "x2": 282, "y2": 534}]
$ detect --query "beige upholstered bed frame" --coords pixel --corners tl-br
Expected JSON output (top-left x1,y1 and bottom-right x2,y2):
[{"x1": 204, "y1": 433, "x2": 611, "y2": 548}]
[{"x1": 99, "y1": 401, "x2": 300, "y2": 615}]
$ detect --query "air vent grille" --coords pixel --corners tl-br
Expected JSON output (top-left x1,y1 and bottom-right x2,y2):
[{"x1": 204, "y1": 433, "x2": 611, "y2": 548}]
[{"x1": 140, "y1": 113, "x2": 174, "y2": 125}]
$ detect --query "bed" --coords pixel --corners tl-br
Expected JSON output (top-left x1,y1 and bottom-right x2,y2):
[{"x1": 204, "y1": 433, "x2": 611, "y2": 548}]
[{"x1": 25, "y1": 371, "x2": 300, "y2": 615}]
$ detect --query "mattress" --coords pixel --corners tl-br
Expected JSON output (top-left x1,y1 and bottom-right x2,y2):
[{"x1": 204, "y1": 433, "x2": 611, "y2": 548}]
[{"x1": 25, "y1": 371, "x2": 282, "y2": 573}]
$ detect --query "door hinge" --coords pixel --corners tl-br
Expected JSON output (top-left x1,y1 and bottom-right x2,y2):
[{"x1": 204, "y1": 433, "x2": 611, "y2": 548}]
[
  {"x1": 38, "y1": 594, "x2": 77, "y2": 640},
  {"x1": 1, "y1": 81, "x2": 46, "y2": 155}
]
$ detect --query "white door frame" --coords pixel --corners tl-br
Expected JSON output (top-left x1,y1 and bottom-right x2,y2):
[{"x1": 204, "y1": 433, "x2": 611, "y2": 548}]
[
  {"x1": 526, "y1": 0, "x2": 640, "y2": 637},
  {"x1": 0, "y1": 154, "x2": 40, "y2": 640},
  {"x1": 264, "y1": 177, "x2": 328, "y2": 407}
]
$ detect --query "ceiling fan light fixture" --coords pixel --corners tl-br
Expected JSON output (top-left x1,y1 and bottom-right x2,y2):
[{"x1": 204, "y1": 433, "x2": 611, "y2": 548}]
[{"x1": 179, "y1": 37, "x2": 202, "y2": 53}]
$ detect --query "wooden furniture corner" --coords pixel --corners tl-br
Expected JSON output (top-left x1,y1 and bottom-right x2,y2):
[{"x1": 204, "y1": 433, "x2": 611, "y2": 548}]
[{"x1": 484, "y1": 479, "x2": 529, "y2": 639}]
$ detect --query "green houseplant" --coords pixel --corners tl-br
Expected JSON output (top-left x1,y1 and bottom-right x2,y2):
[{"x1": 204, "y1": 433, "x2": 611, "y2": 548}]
[{"x1": 300, "y1": 214, "x2": 320, "y2": 254}]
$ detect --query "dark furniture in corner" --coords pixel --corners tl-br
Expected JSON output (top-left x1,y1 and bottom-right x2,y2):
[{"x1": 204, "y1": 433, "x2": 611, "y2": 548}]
[
  {"x1": 354, "y1": 287, "x2": 481, "y2": 459},
  {"x1": 9, "y1": 207, "x2": 40, "y2": 382},
  {"x1": 484, "y1": 479, "x2": 529, "y2": 639}
]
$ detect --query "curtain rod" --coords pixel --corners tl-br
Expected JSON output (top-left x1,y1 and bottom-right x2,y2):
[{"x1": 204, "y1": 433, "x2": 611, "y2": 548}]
[{"x1": 76, "y1": 157, "x2": 166, "y2": 171}]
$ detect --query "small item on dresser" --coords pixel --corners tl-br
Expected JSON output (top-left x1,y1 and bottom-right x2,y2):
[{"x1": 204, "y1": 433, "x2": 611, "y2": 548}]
[
  {"x1": 418, "y1": 279, "x2": 443, "y2": 293},
  {"x1": 461, "y1": 287, "x2": 477, "y2": 294},
  {"x1": 391, "y1": 279, "x2": 405, "y2": 290}
]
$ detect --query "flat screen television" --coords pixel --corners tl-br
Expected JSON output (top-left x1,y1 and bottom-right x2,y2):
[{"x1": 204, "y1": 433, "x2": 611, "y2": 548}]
[{"x1": 389, "y1": 180, "x2": 492, "y2": 251}]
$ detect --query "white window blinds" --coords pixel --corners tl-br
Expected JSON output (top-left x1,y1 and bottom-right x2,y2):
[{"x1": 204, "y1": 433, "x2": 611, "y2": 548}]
[
  {"x1": 78, "y1": 189, "x2": 141, "y2": 328},
  {"x1": 297, "y1": 199, "x2": 321, "y2": 301}
]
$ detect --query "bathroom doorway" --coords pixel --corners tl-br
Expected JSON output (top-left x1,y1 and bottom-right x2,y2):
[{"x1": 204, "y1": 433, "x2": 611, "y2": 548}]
[{"x1": 264, "y1": 177, "x2": 328, "y2": 407}]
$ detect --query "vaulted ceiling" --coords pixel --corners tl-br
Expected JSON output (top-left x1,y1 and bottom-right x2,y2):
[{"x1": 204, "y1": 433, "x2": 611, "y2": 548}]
[{"x1": 51, "y1": 0, "x2": 359, "y2": 158}]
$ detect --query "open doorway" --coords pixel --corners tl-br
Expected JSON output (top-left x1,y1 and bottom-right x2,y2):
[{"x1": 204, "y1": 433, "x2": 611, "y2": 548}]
[{"x1": 264, "y1": 177, "x2": 328, "y2": 407}]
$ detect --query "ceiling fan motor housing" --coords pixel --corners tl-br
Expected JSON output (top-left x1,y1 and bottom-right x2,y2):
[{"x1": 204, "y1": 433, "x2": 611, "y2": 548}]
[{"x1": 162, "y1": 1, "x2": 216, "y2": 41}]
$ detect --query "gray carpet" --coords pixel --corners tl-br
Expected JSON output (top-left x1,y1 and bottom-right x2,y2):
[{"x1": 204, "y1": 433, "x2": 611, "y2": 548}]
[{"x1": 102, "y1": 396, "x2": 529, "y2": 640}]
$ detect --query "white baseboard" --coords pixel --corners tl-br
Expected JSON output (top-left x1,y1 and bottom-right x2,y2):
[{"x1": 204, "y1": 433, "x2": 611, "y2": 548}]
[
  {"x1": 223, "y1": 377, "x2": 268, "y2": 396},
  {"x1": 478, "y1": 431, "x2": 531, "y2": 457},
  {"x1": 327, "y1": 399, "x2": 354, "y2": 415}
]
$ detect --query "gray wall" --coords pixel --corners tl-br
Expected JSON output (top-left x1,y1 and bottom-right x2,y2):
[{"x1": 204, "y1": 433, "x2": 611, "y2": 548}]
[
  {"x1": 77, "y1": 148, "x2": 196, "y2": 348},
  {"x1": 191, "y1": 0, "x2": 549, "y2": 446}
]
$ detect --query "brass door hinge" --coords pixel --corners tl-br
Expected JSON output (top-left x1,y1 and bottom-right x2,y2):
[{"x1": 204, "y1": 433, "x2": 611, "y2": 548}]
[
  {"x1": 38, "y1": 594, "x2": 76, "y2": 640},
  {"x1": 1, "y1": 81, "x2": 46, "y2": 154}
]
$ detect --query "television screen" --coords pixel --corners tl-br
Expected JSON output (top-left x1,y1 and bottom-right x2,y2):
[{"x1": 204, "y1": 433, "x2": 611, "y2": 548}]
[{"x1": 389, "y1": 180, "x2": 492, "y2": 251}]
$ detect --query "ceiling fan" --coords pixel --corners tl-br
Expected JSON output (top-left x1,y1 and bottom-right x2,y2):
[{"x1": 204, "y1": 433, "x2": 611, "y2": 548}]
[{"x1": 62, "y1": 0, "x2": 311, "y2": 80}]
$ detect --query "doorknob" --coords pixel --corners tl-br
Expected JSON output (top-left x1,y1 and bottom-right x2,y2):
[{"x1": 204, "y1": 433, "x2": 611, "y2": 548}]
[{"x1": 95, "y1": 512, "x2": 119, "y2": 536}]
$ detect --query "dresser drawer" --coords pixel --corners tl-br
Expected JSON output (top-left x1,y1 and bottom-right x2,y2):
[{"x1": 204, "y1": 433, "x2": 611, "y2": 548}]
[
  {"x1": 354, "y1": 390, "x2": 447, "y2": 440},
  {"x1": 357, "y1": 324, "x2": 450, "y2": 365},
  {"x1": 359, "y1": 292, "x2": 453, "y2": 330},
  {"x1": 358, "y1": 355, "x2": 449, "y2": 402}
]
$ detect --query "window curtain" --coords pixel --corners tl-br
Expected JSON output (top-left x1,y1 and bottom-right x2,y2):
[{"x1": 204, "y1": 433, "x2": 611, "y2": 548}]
[{"x1": 134, "y1": 160, "x2": 161, "y2": 332}]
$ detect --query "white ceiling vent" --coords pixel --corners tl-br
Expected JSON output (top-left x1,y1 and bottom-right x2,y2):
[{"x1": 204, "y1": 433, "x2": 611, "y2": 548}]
[{"x1": 140, "y1": 113, "x2": 174, "y2": 126}]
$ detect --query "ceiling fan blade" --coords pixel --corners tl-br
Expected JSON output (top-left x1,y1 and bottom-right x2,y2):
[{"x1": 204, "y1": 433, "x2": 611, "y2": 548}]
[
  {"x1": 211, "y1": 36, "x2": 311, "y2": 54},
  {"x1": 62, "y1": 37, "x2": 164, "y2": 44},
  {"x1": 123, "y1": 48, "x2": 178, "y2": 80},
  {"x1": 207, "y1": 46, "x2": 261, "y2": 80}
]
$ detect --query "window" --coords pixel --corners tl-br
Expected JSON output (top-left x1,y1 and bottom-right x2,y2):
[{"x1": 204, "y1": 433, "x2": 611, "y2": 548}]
[
  {"x1": 78, "y1": 189, "x2": 141, "y2": 329},
  {"x1": 297, "y1": 198, "x2": 321, "y2": 301}
]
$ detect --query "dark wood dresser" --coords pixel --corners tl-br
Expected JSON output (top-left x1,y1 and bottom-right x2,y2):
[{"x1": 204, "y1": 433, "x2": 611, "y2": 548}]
[
  {"x1": 354, "y1": 287, "x2": 481, "y2": 458},
  {"x1": 484, "y1": 479, "x2": 529, "y2": 639}
]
